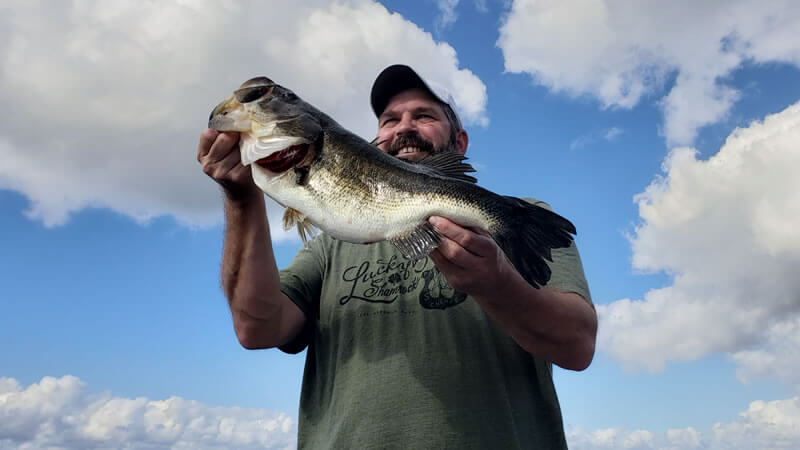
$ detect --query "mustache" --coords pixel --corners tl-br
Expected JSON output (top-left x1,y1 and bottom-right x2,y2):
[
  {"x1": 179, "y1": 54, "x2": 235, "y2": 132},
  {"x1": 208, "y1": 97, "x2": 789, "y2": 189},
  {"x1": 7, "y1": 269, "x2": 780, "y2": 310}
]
[{"x1": 387, "y1": 132, "x2": 435, "y2": 156}]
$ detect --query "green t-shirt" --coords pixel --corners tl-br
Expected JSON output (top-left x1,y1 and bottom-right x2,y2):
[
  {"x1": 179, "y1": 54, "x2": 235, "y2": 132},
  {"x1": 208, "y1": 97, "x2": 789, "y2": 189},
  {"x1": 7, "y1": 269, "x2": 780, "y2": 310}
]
[{"x1": 279, "y1": 200, "x2": 591, "y2": 449}]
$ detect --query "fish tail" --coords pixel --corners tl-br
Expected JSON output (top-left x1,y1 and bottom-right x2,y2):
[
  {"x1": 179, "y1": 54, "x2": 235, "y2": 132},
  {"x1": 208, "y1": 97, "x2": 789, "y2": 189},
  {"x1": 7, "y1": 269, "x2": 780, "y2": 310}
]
[{"x1": 492, "y1": 197, "x2": 576, "y2": 289}]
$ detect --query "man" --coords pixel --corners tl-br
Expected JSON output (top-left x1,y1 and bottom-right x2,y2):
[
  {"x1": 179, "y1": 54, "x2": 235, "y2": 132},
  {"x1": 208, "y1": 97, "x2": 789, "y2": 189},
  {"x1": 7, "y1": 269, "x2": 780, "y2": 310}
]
[{"x1": 197, "y1": 64, "x2": 597, "y2": 448}]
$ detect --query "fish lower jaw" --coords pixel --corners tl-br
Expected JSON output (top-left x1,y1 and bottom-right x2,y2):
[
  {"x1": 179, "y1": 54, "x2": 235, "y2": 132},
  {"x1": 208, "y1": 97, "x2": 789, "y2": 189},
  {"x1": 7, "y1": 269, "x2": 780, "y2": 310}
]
[{"x1": 208, "y1": 110, "x2": 251, "y2": 132}]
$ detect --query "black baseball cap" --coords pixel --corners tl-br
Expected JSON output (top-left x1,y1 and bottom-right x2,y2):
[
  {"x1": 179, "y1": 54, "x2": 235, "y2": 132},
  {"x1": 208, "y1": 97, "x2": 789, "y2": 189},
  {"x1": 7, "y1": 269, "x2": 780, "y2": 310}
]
[{"x1": 370, "y1": 64, "x2": 461, "y2": 129}]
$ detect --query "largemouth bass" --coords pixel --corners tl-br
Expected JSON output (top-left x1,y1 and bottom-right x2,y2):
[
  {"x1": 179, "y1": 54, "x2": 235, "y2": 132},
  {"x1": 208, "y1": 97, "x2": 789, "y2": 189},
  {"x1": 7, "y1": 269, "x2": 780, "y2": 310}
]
[{"x1": 208, "y1": 77, "x2": 576, "y2": 289}]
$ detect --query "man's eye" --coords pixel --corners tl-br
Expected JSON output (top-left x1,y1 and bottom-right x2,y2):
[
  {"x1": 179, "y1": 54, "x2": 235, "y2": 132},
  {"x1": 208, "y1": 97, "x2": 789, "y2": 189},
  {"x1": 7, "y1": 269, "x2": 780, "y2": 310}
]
[
  {"x1": 381, "y1": 118, "x2": 397, "y2": 127},
  {"x1": 417, "y1": 114, "x2": 435, "y2": 120}
]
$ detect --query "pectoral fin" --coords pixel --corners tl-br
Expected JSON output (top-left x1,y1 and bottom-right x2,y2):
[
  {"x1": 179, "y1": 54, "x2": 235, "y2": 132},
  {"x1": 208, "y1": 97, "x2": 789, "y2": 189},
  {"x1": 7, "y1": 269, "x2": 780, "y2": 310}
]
[
  {"x1": 389, "y1": 222, "x2": 442, "y2": 261},
  {"x1": 283, "y1": 207, "x2": 315, "y2": 244}
]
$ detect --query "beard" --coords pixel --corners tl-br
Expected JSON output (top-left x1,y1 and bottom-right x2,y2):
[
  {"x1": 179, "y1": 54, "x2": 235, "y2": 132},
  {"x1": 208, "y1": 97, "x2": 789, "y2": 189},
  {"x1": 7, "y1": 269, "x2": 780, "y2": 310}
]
[{"x1": 386, "y1": 131, "x2": 457, "y2": 160}]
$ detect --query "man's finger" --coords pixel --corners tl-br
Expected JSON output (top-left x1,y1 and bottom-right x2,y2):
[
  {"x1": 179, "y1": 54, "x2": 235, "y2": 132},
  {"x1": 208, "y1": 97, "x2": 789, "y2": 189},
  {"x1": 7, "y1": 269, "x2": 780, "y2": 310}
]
[
  {"x1": 429, "y1": 216, "x2": 494, "y2": 256},
  {"x1": 197, "y1": 129, "x2": 220, "y2": 162},
  {"x1": 205, "y1": 132, "x2": 240, "y2": 163},
  {"x1": 230, "y1": 163, "x2": 254, "y2": 182},
  {"x1": 217, "y1": 150, "x2": 243, "y2": 174},
  {"x1": 429, "y1": 248, "x2": 465, "y2": 275},
  {"x1": 435, "y1": 235, "x2": 481, "y2": 269}
]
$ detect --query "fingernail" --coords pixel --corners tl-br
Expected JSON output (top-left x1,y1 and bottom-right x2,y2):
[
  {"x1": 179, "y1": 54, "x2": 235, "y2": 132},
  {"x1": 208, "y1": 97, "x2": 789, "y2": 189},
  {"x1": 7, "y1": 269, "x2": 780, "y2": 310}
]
[{"x1": 428, "y1": 216, "x2": 441, "y2": 227}]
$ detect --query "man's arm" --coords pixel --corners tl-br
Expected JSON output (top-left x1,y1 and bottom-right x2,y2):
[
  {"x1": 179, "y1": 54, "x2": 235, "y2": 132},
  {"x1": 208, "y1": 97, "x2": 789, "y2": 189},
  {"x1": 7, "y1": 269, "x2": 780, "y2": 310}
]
[
  {"x1": 197, "y1": 129, "x2": 306, "y2": 349},
  {"x1": 428, "y1": 216, "x2": 597, "y2": 371}
]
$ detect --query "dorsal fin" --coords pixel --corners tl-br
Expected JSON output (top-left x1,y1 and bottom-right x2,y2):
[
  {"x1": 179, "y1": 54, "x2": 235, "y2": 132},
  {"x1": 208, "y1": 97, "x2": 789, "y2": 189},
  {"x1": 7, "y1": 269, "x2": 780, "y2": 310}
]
[
  {"x1": 417, "y1": 153, "x2": 477, "y2": 183},
  {"x1": 369, "y1": 136, "x2": 387, "y2": 147}
]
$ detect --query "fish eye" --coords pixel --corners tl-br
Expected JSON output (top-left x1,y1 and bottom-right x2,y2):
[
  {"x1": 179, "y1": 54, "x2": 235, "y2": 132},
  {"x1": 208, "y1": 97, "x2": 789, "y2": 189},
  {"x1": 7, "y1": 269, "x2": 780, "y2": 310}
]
[{"x1": 235, "y1": 86, "x2": 270, "y2": 103}]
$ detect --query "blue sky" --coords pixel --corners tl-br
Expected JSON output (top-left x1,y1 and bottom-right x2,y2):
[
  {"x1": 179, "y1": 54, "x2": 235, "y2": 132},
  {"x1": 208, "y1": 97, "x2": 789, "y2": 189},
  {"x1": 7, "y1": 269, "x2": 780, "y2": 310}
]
[{"x1": 2, "y1": 1, "x2": 800, "y2": 448}]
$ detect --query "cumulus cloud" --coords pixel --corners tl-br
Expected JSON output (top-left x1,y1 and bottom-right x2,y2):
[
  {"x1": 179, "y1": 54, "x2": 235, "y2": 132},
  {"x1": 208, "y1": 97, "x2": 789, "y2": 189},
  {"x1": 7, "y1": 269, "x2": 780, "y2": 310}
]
[
  {"x1": 0, "y1": 375, "x2": 295, "y2": 449},
  {"x1": 498, "y1": 0, "x2": 800, "y2": 146},
  {"x1": 568, "y1": 398, "x2": 800, "y2": 449},
  {"x1": 730, "y1": 316, "x2": 800, "y2": 388},
  {"x1": 0, "y1": 0, "x2": 487, "y2": 232},
  {"x1": 713, "y1": 397, "x2": 800, "y2": 449},
  {"x1": 597, "y1": 100, "x2": 800, "y2": 379},
  {"x1": 568, "y1": 426, "x2": 687, "y2": 449}
]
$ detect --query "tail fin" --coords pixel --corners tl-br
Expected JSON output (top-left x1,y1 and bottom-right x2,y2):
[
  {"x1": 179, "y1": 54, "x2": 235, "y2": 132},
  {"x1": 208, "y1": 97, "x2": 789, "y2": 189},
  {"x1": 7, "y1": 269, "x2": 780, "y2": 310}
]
[{"x1": 492, "y1": 197, "x2": 576, "y2": 289}]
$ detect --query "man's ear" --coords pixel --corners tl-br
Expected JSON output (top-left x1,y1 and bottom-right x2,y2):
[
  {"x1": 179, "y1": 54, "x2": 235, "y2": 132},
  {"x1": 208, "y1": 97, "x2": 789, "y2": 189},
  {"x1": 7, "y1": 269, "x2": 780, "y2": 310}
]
[{"x1": 456, "y1": 129, "x2": 468, "y2": 155}]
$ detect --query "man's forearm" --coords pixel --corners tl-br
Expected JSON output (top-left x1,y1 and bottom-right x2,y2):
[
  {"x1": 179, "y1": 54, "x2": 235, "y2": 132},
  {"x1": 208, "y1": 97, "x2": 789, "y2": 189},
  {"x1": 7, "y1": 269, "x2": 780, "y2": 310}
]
[
  {"x1": 221, "y1": 195, "x2": 304, "y2": 349},
  {"x1": 472, "y1": 272, "x2": 597, "y2": 371}
]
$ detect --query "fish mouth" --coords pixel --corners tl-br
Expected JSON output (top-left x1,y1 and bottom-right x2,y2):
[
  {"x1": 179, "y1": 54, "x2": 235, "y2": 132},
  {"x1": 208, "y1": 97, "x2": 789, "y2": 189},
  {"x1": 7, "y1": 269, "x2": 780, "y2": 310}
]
[
  {"x1": 208, "y1": 96, "x2": 252, "y2": 132},
  {"x1": 254, "y1": 143, "x2": 310, "y2": 173}
]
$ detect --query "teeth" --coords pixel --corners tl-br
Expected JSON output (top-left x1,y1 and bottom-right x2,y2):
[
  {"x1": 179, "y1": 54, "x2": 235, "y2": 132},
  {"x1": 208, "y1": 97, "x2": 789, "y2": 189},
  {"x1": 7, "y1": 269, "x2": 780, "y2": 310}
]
[{"x1": 399, "y1": 147, "x2": 420, "y2": 155}]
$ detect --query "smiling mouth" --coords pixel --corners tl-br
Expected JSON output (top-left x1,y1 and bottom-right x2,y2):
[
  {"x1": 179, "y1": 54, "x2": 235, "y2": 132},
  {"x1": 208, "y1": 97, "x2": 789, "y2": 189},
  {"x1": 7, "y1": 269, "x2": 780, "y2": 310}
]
[
  {"x1": 255, "y1": 144, "x2": 309, "y2": 173},
  {"x1": 396, "y1": 147, "x2": 425, "y2": 156}
]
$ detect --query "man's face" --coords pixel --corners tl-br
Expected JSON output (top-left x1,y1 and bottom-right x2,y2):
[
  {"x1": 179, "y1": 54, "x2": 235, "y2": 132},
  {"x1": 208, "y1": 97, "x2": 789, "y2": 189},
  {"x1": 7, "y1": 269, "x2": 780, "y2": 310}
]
[{"x1": 375, "y1": 88, "x2": 456, "y2": 163}]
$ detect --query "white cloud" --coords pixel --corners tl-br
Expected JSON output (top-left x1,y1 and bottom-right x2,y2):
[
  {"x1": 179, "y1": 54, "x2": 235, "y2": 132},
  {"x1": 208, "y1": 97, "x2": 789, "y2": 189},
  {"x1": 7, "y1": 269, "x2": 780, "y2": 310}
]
[
  {"x1": 730, "y1": 316, "x2": 800, "y2": 388},
  {"x1": 436, "y1": 0, "x2": 461, "y2": 31},
  {"x1": 4, "y1": 375, "x2": 797, "y2": 450},
  {"x1": 597, "y1": 101, "x2": 800, "y2": 379},
  {"x1": 604, "y1": 127, "x2": 623, "y2": 140},
  {"x1": 666, "y1": 428, "x2": 703, "y2": 449},
  {"x1": 713, "y1": 397, "x2": 800, "y2": 449},
  {"x1": 567, "y1": 427, "x2": 700, "y2": 450},
  {"x1": 0, "y1": 0, "x2": 487, "y2": 232},
  {"x1": 0, "y1": 375, "x2": 295, "y2": 449},
  {"x1": 568, "y1": 398, "x2": 800, "y2": 449},
  {"x1": 434, "y1": 0, "x2": 492, "y2": 31},
  {"x1": 570, "y1": 126, "x2": 624, "y2": 149},
  {"x1": 497, "y1": 0, "x2": 800, "y2": 146}
]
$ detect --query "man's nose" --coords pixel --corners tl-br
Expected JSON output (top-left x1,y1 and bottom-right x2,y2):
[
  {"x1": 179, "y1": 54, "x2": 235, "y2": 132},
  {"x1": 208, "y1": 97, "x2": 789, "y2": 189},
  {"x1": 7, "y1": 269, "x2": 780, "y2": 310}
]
[{"x1": 394, "y1": 114, "x2": 416, "y2": 135}]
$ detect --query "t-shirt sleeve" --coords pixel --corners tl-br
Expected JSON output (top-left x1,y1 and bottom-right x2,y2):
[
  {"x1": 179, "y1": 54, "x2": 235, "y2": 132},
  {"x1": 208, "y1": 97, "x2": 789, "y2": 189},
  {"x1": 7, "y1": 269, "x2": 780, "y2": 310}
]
[
  {"x1": 528, "y1": 199, "x2": 593, "y2": 305},
  {"x1": 277, "y1": 235, "x2": 327, "y2": 354}
]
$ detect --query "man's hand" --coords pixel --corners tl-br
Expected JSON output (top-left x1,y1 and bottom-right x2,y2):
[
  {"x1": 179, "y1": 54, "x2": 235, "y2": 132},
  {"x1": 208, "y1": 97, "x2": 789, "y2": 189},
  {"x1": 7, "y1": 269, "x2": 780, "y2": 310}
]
[
  {"x1": 427, "y1": 216, "x2": 517, "y2": 301},
  {"x1": 428, "y1": 215, "x2": 597, "y2": 370},
  {"x1": 197, "y1": 129, "x2": 261, "y2": 203}
]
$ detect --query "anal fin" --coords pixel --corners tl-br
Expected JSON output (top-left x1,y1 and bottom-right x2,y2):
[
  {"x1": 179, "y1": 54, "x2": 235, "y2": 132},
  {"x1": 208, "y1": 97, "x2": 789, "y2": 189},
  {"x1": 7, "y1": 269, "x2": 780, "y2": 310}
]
[{"x1": 389, "y1": 221, "x2": 441, "y2": 261}]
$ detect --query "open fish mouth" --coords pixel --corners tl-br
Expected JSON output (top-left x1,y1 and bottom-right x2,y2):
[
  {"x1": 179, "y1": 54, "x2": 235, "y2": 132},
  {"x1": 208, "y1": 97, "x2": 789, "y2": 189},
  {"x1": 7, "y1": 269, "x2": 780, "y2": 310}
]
[
  {"x1": 238, "y1": 133, "x2": 312, "y2": 167},
  {"x1": 254, "y1": 143, "x2": 310, "y2": 173}
]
